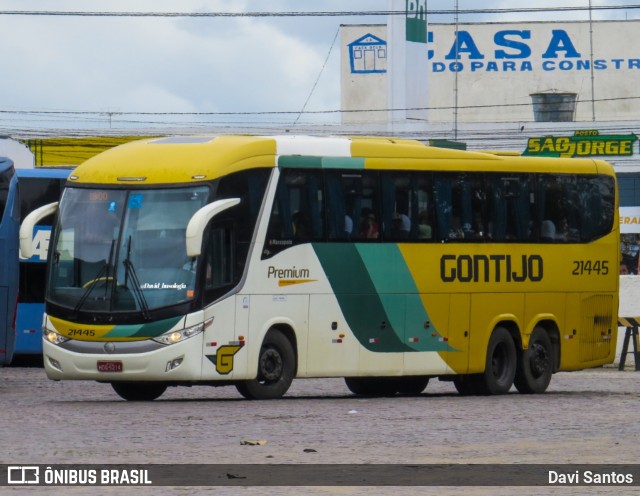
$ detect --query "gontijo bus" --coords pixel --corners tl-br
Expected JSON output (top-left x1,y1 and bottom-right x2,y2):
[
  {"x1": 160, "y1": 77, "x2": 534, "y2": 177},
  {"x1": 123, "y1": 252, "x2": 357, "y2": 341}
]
[{"x1": 20, "y1": 135, "x2": 619, "y2": 400}]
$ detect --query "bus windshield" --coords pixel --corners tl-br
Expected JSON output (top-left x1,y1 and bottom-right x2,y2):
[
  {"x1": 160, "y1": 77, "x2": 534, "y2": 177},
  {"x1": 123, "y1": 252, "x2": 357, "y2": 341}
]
[{"x1": 48, "y1": 186, "x2": 210, "y2": 314}]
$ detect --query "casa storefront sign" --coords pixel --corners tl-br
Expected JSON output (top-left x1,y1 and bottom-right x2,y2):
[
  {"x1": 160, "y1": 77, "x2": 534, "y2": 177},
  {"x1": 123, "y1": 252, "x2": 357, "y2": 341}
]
[{"x1": 523, "y1": 130, "x2": 638, "y2": 158}]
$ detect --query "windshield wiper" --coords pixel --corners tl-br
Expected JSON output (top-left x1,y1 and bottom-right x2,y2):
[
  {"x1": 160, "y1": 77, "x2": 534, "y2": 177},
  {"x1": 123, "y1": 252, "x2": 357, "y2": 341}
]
[
  {"x1": 73, "y1": 239, "x2": 115, "y2": 314},
  {"x1": 122, "y1": 235, "x2": 151, "y2": 320}
]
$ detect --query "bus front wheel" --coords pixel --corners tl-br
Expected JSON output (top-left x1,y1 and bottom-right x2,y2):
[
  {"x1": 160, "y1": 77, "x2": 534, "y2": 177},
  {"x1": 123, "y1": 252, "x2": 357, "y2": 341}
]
[
  {"x1": 236, "y1": 329, "x2": 295, "y2": 400},
  {"x1": 111, "y1": 382, "x2": 167, "y2": 401},
  {"x1": 514, "y1": 327, "x2": 553, "y2": 394},
  {"x1": 480, "y1": 326, "x2": 517, "y2": 395}
]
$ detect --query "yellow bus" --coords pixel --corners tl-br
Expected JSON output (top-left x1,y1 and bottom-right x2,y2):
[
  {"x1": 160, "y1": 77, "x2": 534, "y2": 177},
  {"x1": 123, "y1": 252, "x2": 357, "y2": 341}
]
[{"x1": 20, "y1": 135, "x2": 619, "y2": 400}]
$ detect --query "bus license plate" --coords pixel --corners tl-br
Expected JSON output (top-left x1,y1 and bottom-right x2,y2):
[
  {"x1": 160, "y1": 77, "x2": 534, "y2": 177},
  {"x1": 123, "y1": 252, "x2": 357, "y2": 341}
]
[{"x1": 97, "y1": 361, "x2": 123, "y2": 373}]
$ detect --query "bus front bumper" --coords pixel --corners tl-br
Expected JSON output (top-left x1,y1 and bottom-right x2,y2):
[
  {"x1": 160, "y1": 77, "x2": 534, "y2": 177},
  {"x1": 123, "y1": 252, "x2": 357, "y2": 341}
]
[{"x1": 42, "y1": 335, "x2": 204, "y2": 382}]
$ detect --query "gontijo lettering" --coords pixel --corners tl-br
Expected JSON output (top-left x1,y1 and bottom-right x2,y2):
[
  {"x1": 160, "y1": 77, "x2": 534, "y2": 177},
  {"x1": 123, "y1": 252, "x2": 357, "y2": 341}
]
[{"x1": 441, "y1": 254, "x2": 543, "y2": 283}]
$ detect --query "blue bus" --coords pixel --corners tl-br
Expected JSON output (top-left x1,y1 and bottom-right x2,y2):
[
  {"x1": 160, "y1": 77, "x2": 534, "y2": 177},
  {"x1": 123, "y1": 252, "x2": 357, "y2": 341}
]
[
  {"x1": 14, "y1": 167, "x2": 71, "y2": 357},
  {"x1": 0, "y1": 157, "x2": 19, "y2": 365}
]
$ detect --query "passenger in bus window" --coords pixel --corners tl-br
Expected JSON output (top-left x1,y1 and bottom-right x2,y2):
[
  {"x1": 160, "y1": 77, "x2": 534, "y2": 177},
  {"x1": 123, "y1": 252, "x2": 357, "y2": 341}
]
[
  {"x1": 448, "y1": 216, "x2": 464, "y2": 240},
  {"x1": 391, "y1": 211, "x2": 411, "y2": 239},
  {"x1": 541, "y1": 220, "x2": 556, "y2": 242},
  {"x1": 344, "y1": 214, "x2": 353, "y2": 238},
  {"x1": 417, "y1": 211, "x2": 432, "y2": 240},
  {"x1": 470, "y1": 213, "x2": 486, "y2": 240},
  {"x1": 292, "y1": 211, "x2": 309, "y2": 239},
  {"x1": 555, "y1": 217, "x2": 569, "y2": 241},
  {"x1": 359, "y1": 209, "x2": 379, "y2": 239}
]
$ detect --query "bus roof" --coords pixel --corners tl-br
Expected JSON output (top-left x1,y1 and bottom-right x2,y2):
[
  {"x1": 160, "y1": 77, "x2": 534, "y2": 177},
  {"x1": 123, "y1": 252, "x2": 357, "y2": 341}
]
[
  {"x1": 68, "y1": 135, "x2": 613, "y2": 186},
  {"x1": 16, "y1": 167, "x2": 74, "y2": 179}
]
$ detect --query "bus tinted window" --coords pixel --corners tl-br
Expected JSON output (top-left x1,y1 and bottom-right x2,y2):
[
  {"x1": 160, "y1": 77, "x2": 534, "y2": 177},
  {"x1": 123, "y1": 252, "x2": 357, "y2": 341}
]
[
  {"x1": 487, "y1": 174, "x2": 533, "y2": 242},
  {"x1": 204, "y1": 169, "x2": 270, "y2": 303},
  {"x1": 327, "y1": 171, "x2": 379, "y2": 241},
  {"x1": 382, "y1": 173, "x2": 419, "y2": 241},
  {"x1": 262, "y1": 168, "x2": 615, "y2": 256},
  {"x1": 19, "y1": 263, "x2": 46, "y2": 303},
  {"x1": 265, "y1": 170, "x2": 324, "y2": 253},
  {"x1": 578, "y1": 175, "x2": 615, "y2": 242},
  {"x1": 19, "y1": 176, "x2": 65, "y2": 224}
]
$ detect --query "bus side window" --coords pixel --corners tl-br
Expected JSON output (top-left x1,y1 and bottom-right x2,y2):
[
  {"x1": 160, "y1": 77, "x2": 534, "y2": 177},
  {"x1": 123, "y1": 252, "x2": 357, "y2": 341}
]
[
  {"x1": 487, "y1": 174, "x2": 531, "y2": 242},
  {"x1": 578, "y1": 175, "x2": 615, "y2": 241},
  {"x1": 381, "y1": 173, "x2": 412, "y2": 241},
  {"x1": 263, "y1": 169, "x2": 324, "y2": 258},
  {"x1": 435, "y1": 173, "x2": 476, "y2": 241},
  {"x1": 538, "y1": 174, "x2": 580, "y2": 243},
  {"x1": 203, "y1": 223, "x2": 235, "y2": 304}
]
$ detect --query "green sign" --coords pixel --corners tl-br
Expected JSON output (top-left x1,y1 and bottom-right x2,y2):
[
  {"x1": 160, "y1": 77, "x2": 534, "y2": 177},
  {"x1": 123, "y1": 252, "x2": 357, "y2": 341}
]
[
  {"x1": 523, "y1": 130, "x2": 638, "y2": 158},
  {"x1": 406, "y1": 0, "x2": 427, "y2": 44}
]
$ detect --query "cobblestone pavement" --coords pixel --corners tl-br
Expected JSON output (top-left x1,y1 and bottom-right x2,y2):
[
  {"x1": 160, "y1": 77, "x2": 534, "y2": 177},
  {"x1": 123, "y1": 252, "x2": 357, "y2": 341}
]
[{"x1": 1, "y1": 365, "x2": 639, "y2": 496}]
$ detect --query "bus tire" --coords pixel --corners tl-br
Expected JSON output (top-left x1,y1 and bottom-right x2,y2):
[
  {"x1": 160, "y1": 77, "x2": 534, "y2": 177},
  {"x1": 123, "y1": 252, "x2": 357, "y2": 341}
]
[
  {"x1": 514, "y1": 327, "x2": 553, "y2": 394},
  {"x1": 453, "y1": 375, "x2": 482, "y2": 396},
  {"x1": 477, "y1": 327, "x2": 517, "y2": 395},
  {"x1": 396, "y1": 376, "x2": 430, "y2": 395},
  {"x1": 344, "y1": 377, "x2": 398, "y2": 397},
  {"x1": 236, "y1": 329, "x2": 295, "y2": 400},
  {"x1": 111, "y1": 382, "x2": 167, "y2": 401}
]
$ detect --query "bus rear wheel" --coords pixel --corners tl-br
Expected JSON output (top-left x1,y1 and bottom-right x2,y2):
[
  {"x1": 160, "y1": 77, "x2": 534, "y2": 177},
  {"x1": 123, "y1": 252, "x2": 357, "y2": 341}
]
[
  {"x1": 514, "y1": 327, "x2": 553, "y2": 394},
  {"x1": 236, "y1": 329, "x2": 295, "y2": 400},
  {"x1": 111, "y1": 382, "x2": 167, "y2": 401}
]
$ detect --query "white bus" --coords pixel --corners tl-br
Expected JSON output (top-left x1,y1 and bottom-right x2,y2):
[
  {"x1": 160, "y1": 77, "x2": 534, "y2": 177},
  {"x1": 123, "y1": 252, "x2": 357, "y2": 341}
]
[{"x1": 21, "y1": 135, "x2": 618, "y2": 400}]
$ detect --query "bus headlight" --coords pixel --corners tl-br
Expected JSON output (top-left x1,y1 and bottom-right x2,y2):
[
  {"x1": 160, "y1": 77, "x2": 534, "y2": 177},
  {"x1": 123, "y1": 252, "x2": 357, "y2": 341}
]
[
  {"x1": 153, "y1": 322, "x2": 204, "y2": 345},
  {"x1": 44, "y1": 328, "x2": 70, "y2": 345}
]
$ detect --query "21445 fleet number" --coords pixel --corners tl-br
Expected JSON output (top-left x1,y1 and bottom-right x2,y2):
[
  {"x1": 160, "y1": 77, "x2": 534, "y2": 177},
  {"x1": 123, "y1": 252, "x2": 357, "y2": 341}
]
[{"x1": 572, "y1": 260, "x2": 609, "y2": 276}]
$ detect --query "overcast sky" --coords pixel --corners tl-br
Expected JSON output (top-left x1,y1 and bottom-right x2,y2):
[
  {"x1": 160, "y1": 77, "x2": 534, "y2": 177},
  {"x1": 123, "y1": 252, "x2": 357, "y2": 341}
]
[{"x1": 0, "y1": 0, "x2": 636, "y2": 133}]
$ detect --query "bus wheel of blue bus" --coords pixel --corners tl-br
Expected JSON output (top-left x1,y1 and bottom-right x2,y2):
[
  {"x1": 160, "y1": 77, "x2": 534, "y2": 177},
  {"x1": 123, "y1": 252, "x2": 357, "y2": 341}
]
[
  {"x1": 396, "y1": 376, "x2": 430, "y2": 395},
  {"x1": 111, "y1": 382, "x2": 167, "y2": 401},
  {"x1": 344, "y1": 377, "x2": 398, "y2": 397},
  {"x1": 514, "y1": 327, "x2": 553, "y2": 394},
  {"x1": 236, "y1": 329, "x2": 295, "y2": 400},
  {"x1": 478, "y1": 326, "x2": 517, "y2": 395}
]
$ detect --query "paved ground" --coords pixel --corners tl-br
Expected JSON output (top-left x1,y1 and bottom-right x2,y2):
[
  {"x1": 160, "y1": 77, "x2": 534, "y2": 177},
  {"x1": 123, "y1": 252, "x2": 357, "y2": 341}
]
[{"x1": 1, "y1": 365, "x2": 639, "y2": 495}]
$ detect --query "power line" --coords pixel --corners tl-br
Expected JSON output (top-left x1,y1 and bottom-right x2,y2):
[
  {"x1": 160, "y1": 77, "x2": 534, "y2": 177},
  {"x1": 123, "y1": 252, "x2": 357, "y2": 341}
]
[
  {"x1": 1, "y1": 6, "x2": 640, "y2": 18},
  {"x1": 3, "y1": 94, "x2": 640, "y2": 118},
  {"x1": 292, "y1": 27, "x2": 340, "y2": 127}
]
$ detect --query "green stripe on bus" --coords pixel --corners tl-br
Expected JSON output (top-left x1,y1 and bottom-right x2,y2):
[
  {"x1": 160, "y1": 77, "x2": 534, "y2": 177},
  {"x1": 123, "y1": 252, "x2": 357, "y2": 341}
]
[
  {"x1": 278, "y1": 156, "x2": 365, "y2": 169},
  {"x1": 312, "y1": 243, "x2": 410, "y2": 353},
  {"x1": 356, "y1": 244, "x2": 453, "y2": 352},
  {"x1": 313, "y1": 243, "x2": 453, "y2": 353}
]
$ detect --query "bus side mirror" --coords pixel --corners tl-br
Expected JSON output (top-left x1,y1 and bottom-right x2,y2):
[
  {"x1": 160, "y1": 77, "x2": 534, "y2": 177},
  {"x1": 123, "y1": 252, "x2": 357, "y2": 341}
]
[
  {"x1": 186, "y1": 198, "x2": 240, "y2": 257},
  {"x1": 19, "y1": 201, "x2": 59, "y2": 259}
]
